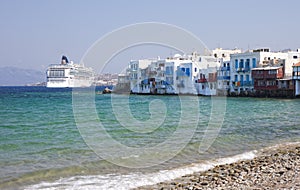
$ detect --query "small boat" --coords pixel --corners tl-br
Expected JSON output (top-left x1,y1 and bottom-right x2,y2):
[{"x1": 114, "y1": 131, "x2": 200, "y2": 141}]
[{"x1": 102, "y1": 87, "x2": 112, "y2": 94}]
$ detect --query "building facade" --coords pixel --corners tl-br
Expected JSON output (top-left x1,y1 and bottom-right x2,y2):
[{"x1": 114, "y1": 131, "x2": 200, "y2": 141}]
[
  {"x1": 292, "y1": 62, "x2": 300, "y2": 96},
  {"x1": 252, "y1": 66, "x2": 283, "y2": 90},
  {"x1": 125, "y1": 53, "x2": 221, "y2": 95},
  {"x1": 229, "y1": 48, "x2": 288, "y2": 94}
]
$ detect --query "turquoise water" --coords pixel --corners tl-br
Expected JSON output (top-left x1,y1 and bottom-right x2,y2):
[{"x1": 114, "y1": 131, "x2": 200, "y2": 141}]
[{"x1": 0, "y1": 87, "x2": 299, "y2": 189}]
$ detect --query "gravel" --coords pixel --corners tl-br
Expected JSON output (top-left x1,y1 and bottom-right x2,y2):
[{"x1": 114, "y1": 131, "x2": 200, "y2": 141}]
[{"x1": 135, "y1": 143, "x2": 300, "y2": 190}]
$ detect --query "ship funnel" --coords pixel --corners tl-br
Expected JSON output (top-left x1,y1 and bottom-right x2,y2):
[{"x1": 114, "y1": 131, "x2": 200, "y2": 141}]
[{"x1": 61, "y1": 55, "x2": 69, "y2": 64}]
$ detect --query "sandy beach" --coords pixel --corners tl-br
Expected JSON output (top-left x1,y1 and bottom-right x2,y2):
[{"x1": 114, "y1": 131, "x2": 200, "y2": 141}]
[{"x1": 135, "y1": 143, "x2": 300, "y2": 190}]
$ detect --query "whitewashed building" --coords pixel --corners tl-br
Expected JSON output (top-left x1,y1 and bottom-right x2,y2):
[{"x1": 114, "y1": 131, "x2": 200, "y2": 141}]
[
  {"x1": 126, "y1": 53, "x2": 221, "y2": 95},
  {"x1": 214, "y1": 48, "x2": 242, "y2": 95},
  {"x1": 292, "y1": 62, "x2": 300, "y2": 96},
  {"x1": 212, "y1": 48, "x2": 241, "y2": 61},
  {"x1": 128, "y1": 59, "x2": 154, "y2": 93},
  {"x1": 285, "y1": 49, "x2": 300, "y2": 77},
  {"x1": 194, "y1": 56, "x2": 220, "y2": 95},
  {"x1": 229, "y1": 48, "x2": 289, "y2": 93}
]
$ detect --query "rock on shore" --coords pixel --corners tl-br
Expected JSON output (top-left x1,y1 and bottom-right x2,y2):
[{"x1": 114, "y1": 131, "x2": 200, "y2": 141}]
[{"x1": 135, "y1": 143, "x2": 300, "y2": 190}]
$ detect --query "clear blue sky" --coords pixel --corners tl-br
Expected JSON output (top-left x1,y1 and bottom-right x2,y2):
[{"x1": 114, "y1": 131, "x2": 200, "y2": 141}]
[{"x1": 0, "y1": 0, "x2": 299, "y2": 73}]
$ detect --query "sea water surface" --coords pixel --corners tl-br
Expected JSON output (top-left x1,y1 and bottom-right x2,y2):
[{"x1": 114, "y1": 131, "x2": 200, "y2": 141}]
[{"x1": 0, "y1": 86, "x2": 299, "y2": 189}]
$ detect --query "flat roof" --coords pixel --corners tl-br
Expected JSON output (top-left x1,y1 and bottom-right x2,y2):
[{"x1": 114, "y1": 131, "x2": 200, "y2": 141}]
[{"x1": 252, "y1": 66, "x2": 281, "y2": 70}]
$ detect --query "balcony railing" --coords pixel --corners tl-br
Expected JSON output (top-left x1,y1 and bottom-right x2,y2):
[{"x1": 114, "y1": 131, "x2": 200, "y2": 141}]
[
  {"x1": 243, "y1": 81, "x2": 252, "y2": 86},
  {"x1": 233, "y1": 81, "x2": 252, "y2": 87},
  {"x1": 221, "y1": 67, "x2": 230, "y2": 71},
  {"x1": 243, "y1": 67, "x2": 250, "y2": 72},
  {"x1": 217, "y1": 76, "x2": 230, "y2": 80},
  {"x1": 236, "y1": 67, "x2": 250, "y2": 73}
]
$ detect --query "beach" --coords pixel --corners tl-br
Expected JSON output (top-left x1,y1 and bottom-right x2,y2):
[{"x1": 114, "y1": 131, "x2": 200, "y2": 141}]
[{"x1": 136, "y1": 143, "x2": 300, "y2": 190}]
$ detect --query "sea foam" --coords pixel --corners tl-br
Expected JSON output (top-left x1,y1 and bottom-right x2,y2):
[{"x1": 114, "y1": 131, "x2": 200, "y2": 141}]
[{"x1": 25, "y1": 150, "x2": 257, "y2": 190}]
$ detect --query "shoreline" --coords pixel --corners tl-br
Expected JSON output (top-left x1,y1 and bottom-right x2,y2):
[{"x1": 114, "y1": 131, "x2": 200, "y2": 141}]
[
  {"x1": 3, "y1": 142, "x2": 300, "y2": 189},
  {"x1": 135, "y1": 142, "x2": 300, "y2": 190}
]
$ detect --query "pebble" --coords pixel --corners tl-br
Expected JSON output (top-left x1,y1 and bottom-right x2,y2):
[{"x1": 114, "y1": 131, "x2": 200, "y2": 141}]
[{"x1": 134, "y1": 143, "x2": 300, "y2": 190}]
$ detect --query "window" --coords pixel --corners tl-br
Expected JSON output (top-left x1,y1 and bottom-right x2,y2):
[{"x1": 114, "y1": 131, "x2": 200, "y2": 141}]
[
  {"x1": 234, "y1": 75, "x2": 238, "y2": 82},
  {"x1": 166, "y1": 66, "x2": 174, "y2": 75},
  {"x1": 267, "y1": 81, "x2": 276, "y2": 86},
  {"x1": 194, "y1": 67, "x2": 197, "y2": 72},
  {"x1": 49, "y1": 70, "x2": 65, "y2": 77},
  {"x1": 235, "y1": 59, "x2": 238, "y2": 69},
  {"x1": 246, "y1": 75, "x2": 250, "y2": 82},
  {"x1": 268, "y1": 70, "x2": 277, "y2": 75},
  {"x1": 186, "y1": 68, "x2": 190, "y2": 77},
  {"x1": 166, "y1": 77, "x2": 173, "y2": 85},
  {"x1": 258, "y1": 81, "x2": 265, "y2": 86},
  {"x1": 293, "y1": 56, "x2": 298, "y2": 59},
  {"x1": 245, "y1": 59, "x2": 250, "y2": 68},
  {"x1": 252, "y1": 58, "x2": 257, "y2": 68},
  {"x1": 240, "y1": 75, "x2": 244, "y2": 83},
  {"x1": 239, "y1": 59, "x2": 244, "y2": 68}
]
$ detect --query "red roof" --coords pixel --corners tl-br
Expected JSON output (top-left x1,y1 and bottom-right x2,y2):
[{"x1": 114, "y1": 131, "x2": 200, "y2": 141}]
[{"x1": 293, "y1": 62, "x2": 300, "y2": 67}]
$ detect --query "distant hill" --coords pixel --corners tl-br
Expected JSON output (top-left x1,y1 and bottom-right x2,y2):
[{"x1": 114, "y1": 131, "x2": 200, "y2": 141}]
[{"x1": 0, "y1": 67, "x2": 45, "y2": 86}]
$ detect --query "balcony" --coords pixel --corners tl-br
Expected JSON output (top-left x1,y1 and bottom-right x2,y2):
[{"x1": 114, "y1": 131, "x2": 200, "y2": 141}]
[
  {"x1": 233, "y1": 81, "x2": 252, "y2": 87},
  {"x1": 221, "y1": 67, "x2": 230, "y2": 71},
  {"x1": 243, "y1": 67, "x2": 250, "y2": 72},
  {"x1": 197, "y1": 78, "x2": 207, "y2": 83},
  {"x1": 293, "y1": 76, "x2": 300, "y2": 80},
  {"x1": 243, "y1": 81, "x2": 252, "y2": 86},
  {"x1": 236, "y1": 68, "x2": 243, "y2": 72},
  {"x1": 236, "y1": 67, "x2": 250, "y2": 73},
  {"x1": 217, "y1": 76, "x2": 230, "y2": 80}
]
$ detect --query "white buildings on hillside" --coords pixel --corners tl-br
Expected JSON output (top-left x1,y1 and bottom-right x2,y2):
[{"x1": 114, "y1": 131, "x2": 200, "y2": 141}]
[
  {"x1": 125, "y1": 52, "x2": 221, "y2": 95},
  {"x1": 117, "y1": 48, "x2": 300, "y2": 96},
  {"x1": 229, "y1": 48, "x2": 300, "y2": 93},
  {"x1": 213, "y1": 48, "x2": 242, "y2": 95}
]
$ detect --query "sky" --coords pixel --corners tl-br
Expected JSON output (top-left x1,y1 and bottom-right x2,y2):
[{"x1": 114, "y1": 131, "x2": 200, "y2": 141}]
[{"x1": 0, "y1": 0, "x2": 299, "y2": 73}]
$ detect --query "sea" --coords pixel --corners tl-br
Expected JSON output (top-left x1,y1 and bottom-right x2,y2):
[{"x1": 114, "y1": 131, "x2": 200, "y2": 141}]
[{"x1": 0, "y1": 86, "x2": 299, "y2": 190}]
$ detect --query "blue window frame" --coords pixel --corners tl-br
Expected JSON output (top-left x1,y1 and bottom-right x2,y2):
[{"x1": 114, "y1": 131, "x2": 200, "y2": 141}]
[
  {"x1": 245, "y1": 59, "x2": 250, "y2": 68},
  {"x1": 240, "y1": 75, "x2": 244, "y2": 86},
  {"x1": 246, "y1": 75, "x2": 250, "y2": 82},
  {"x1": 239, "y1": 59, "x2": 244, "y2": 68},
  {"x1": 186, "y1": 68, "x2": 190, "y2": 77},
  {"x1": 235, "y1": 59, "x2": 238, "y2": 69},
  {"x1": 252, "y1": 58, "x2": 257, "y2": 68}
]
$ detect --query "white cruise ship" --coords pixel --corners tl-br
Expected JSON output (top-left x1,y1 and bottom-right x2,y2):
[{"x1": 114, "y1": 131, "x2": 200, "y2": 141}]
[{"x1": 46, "y1": 56, "x2": 95, "y2": 88}]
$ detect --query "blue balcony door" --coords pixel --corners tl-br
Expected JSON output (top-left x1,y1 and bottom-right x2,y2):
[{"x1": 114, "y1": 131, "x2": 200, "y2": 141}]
[
  {"x1": 252, "y1": 58, "x2": 256, "y2": 68},
  {"x1": 240, "y1": 75, "x2": 244, "y2": 86},
  {"x1": 239, "y1": 59, "x2": 244, "y2": 68},
  {"x1": 246, "y1": 75, "x2": 249, "y2": 82},
  {"x1": 245, "y1": 59, "x2": 250, "y2": 69}
]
